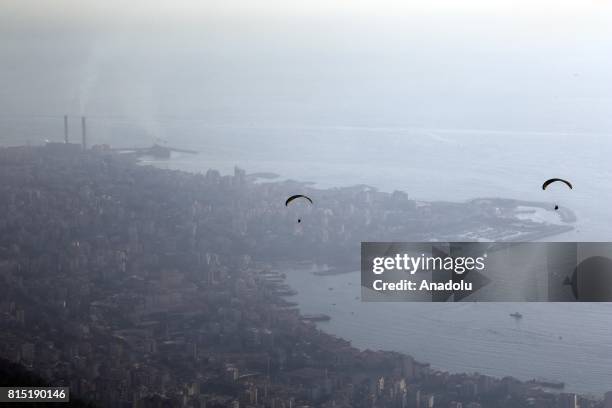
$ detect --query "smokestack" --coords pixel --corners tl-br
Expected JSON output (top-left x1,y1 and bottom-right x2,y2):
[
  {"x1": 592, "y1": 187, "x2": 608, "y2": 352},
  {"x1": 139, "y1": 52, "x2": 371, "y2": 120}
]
[
  {"x1": 81, "y1": 116, "x2": 87, "y2": 150},
  {"x1": 64, "y1": 115, "x2": 69, "y2": 143}
]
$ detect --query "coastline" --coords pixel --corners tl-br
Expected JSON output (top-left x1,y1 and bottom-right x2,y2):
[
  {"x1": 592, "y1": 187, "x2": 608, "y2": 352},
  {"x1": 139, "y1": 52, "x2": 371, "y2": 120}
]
[
  {"x1": 280, "y1": 263, "x2": 611, "y2": 398},
  {"x1": 0, "y1": 144, "x2": 604, "y2": 407}
]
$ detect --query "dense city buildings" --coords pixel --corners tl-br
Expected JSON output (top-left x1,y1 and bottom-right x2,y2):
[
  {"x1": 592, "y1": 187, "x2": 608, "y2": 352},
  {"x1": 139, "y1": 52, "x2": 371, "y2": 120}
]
[{"x1": 0, "y1": 144, "x2": 605, "y2": 407}]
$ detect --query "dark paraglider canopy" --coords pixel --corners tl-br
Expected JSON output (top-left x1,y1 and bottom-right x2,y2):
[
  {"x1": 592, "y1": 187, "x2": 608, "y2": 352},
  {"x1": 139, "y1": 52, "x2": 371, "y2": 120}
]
[
  {"x1": 285, "y1": 194, "x2": 313, "y2": 206},
  {"x1": 542, "y1": 178, "x2": 573, "y2": 190}
]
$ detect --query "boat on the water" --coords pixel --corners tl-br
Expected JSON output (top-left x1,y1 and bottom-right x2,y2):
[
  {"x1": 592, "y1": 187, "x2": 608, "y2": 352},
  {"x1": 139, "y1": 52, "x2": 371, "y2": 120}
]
[{"x1": 510, "y1": 312, "x2": 523, "y2": 319}]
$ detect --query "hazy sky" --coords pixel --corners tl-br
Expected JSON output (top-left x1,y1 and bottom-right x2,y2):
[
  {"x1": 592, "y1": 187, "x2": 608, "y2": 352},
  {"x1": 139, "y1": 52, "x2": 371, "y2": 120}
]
[
  {"x1": 1, "y1": 0, "x2": 611, "y2": 134},
  {"x1": 3, "y1": 0, "x2": 612, "y2": 24}
]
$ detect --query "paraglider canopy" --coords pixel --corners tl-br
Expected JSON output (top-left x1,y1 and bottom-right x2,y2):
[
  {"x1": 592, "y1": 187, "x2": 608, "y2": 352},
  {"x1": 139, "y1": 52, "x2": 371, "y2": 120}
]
[
  {"x1": 542, "y1": 178, "x2": 572, "y2": 190},
  {"x1": 542, "y1": 178, "x2": 572, "y2": 211},
  {"x1": 285, "y1": 194, "x2": 313, "y2": 223},
  {"x1": 285, "y1": 194, "x2": 313, "y2": 206}
]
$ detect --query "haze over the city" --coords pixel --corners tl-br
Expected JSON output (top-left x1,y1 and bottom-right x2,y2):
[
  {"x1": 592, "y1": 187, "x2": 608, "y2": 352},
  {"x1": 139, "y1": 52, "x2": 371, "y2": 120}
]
[{"x1": 1, "y1": 0, "x2": 612, "y2": 400}]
